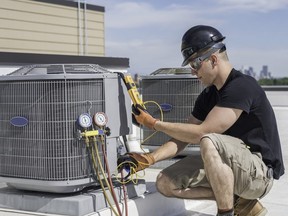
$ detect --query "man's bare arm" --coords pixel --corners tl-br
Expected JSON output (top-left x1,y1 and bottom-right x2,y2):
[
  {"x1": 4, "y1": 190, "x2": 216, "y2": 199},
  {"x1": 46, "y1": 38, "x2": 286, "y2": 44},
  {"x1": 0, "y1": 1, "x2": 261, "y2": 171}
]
[
  {"x1": 150, "y1": 115, "x2": 202, "y2": 162},
  {"x1": 154, "y1": 106, "x2": 243, "y2": 144}
]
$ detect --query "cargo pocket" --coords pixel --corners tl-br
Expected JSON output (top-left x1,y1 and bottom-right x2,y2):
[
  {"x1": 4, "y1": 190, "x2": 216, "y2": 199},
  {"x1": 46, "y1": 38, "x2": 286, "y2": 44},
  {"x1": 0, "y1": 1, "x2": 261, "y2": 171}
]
[{"x1": 239, "y1": 158, "x2": 269, "y2": 199}]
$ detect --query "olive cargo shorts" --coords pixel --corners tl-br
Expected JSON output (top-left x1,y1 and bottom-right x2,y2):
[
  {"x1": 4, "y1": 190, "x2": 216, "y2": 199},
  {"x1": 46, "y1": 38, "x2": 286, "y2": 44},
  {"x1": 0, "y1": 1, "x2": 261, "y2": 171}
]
[{"x1": 161, "y1": 133, "x2": 273, "y2": 199}]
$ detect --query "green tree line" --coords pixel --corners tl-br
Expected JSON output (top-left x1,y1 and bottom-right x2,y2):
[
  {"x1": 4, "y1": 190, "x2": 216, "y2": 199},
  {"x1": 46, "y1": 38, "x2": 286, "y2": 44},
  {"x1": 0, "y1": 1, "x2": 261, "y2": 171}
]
[{"x1": 258, "y1": 77, "x2": 288, "y2": 85}]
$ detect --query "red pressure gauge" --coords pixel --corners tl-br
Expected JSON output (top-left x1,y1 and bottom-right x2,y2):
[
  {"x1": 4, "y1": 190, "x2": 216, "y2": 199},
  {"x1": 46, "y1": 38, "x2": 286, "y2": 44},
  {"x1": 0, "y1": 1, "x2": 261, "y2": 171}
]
[{"x1": 93, "y1": 112, "x2": 108, "y2": 127}]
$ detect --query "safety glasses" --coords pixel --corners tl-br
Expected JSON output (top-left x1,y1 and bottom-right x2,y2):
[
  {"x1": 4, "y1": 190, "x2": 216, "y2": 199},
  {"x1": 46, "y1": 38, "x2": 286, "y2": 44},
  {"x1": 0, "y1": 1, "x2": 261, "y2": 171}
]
[
  {"x1": 189, "y1": 56, "x2": 209, "y2": 71},
  {"x1": 187, "y1": 43, "x2": 226, "y2": 71},
  {"x1": 188, "y1": 51, "x2": 213, "y2": 71}
]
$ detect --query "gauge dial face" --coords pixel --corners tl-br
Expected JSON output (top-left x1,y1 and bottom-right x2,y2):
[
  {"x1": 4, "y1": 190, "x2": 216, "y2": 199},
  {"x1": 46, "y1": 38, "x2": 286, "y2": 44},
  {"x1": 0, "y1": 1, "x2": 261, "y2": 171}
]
[
  {"x1": 78, "y1": 113, "x2": 92, "y2": 128},
  {"x1": 93, "y1": 112, "x2": 108, "y2": 126}
]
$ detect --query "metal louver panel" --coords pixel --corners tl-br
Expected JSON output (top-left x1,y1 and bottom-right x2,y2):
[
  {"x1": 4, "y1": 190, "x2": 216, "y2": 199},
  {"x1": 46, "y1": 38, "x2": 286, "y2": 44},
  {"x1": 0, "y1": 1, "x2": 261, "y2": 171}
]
[
  {"x1": 141, "y1": 75, "x2": 204, "y2": 149},
  {"x1": 0, "y1": 79, "x2": 104, "y2": 181}
]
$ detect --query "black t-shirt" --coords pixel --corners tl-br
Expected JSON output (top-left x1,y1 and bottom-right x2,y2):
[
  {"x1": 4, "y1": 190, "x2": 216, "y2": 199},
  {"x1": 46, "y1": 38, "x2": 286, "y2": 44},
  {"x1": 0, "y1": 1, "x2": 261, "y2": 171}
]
[{"x1": 192, "y1": 69, "x2": 284, "y2": 179}]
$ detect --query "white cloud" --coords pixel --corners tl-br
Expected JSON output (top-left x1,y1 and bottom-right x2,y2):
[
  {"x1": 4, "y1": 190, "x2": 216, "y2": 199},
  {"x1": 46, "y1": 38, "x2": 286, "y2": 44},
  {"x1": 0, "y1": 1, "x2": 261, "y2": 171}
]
[
  {"x1": 105, "y1": 2, "x2": 214, "y2": 29},
  {"x1": 216, "y1": 0, "x2": 288, "y2": 12},
  {"x1": 106, "y1": 2, "x2": 160, "y2": 28}
]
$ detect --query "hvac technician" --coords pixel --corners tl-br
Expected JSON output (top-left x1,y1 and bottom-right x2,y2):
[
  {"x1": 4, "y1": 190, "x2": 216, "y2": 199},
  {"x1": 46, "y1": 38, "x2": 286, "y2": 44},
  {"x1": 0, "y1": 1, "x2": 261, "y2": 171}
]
[{"x1": 121, "y1": 25, "x2": 285, "y2": 216}]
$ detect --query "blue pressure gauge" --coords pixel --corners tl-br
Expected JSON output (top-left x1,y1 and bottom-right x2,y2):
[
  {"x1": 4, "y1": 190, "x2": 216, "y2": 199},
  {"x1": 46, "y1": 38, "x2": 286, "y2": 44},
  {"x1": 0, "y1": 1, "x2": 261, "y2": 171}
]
[{"x1": 77, "y1": 113, "x2": 92, "y2": 128}]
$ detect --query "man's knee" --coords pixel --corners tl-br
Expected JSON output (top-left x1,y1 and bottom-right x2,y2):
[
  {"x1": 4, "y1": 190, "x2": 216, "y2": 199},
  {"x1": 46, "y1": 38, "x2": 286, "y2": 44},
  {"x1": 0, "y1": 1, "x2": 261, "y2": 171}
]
[
  {"x1": 199, "y1": 136, "x2": 218, "y2": 161},
  {"x1": 156, "y1": 172, "x2": 175, "y2": 197}
]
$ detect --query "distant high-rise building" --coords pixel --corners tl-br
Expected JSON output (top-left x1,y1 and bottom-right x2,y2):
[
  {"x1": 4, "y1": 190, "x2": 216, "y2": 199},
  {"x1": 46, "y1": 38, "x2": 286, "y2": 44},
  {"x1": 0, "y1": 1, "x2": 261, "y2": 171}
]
[
  {"x1": 260, "y1": 65, "x2": 272, "y2": 79},
  {"x1": 240, "y1": 66, "x2": 257, "y2": 79}
]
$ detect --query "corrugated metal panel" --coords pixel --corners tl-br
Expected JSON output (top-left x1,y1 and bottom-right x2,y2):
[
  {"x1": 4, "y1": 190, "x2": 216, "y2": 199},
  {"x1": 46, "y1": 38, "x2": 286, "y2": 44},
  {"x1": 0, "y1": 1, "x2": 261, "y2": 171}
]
[
  {"x1": 0, "y1": 38, "x2": 104, "y2": 55},
  {"x1": 0, "y1": 0, "x2": 105, "y2": 56},
  {"x1": 2, "y1": 0, "x2": 102, "y2": 19}
]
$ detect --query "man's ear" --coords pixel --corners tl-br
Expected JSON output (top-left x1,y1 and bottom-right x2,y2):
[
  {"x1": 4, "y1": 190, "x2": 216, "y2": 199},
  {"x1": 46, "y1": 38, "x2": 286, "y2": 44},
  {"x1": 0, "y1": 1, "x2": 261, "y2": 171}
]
[{"x1": 211, "y1": 55, "x2": 217, "y2": 66}]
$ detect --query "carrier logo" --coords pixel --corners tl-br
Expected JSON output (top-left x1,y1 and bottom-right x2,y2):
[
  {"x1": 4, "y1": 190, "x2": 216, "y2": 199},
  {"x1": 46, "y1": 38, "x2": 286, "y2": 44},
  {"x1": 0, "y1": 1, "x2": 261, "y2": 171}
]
[
  {"x1": 10, "y1": 116, "x2": 28, "y2": 127},
  {"x1": 160, "y1": 103, "x2": 173, "y2": 112}
]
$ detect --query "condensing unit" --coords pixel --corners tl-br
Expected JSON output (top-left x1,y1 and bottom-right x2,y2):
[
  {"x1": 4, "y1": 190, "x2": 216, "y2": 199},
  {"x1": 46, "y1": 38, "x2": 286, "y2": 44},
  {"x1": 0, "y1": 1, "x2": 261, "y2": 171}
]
[{"x1": 0, "y1": 64, "x2": 132, "y2": 193}]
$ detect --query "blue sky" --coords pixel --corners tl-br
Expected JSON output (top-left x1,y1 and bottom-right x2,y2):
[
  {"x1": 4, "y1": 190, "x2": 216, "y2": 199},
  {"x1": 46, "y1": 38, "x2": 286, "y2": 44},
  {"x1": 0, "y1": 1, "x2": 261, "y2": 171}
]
[{"x1": 88, "y1": 0, "x2": 288, "y2": 78}]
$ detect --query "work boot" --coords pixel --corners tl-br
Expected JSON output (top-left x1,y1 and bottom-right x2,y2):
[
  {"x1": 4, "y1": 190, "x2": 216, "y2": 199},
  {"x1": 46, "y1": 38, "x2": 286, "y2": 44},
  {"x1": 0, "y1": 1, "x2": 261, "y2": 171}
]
[{"x1": 234, "y1": 197, "x2": 267, "y2": 216}]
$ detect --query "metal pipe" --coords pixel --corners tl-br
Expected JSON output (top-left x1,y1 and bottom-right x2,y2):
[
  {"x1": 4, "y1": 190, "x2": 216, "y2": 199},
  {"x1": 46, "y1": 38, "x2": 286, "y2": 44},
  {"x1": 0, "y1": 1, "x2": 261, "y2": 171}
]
[
  {"x1": 84, "y1": 0, "x2": 88, "y2": 55},
  {"x1": 78, "y1": 0, "x2": 83, "y2": 55}
]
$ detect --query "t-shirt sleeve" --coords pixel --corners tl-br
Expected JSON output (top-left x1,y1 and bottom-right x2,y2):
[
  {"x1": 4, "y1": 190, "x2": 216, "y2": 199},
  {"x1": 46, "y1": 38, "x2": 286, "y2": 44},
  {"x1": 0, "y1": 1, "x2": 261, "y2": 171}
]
[
  {"x1": 192, "y1": 86, "x2": 218, "y2": 121},
  {"x1": 192, "y1": 91, "x2": 207, "y2": 121},
  {"x1": 217, "y1": 78, "x2": 255, "y2": 113}
]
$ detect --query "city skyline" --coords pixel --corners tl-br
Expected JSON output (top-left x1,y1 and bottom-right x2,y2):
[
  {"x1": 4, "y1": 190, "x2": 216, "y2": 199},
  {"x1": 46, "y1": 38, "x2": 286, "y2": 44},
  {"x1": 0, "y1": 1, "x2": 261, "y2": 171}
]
[{"x1": 241, "y1": 65, "x2": 272, "y2": 80}]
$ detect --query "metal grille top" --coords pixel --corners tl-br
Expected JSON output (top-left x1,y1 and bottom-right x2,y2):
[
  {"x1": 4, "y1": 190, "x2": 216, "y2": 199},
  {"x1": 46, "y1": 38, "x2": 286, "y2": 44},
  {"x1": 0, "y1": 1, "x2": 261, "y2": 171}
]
[
  {"x1": 8, "y1": 64, "x2": 112, "y2": 76},
  {"x1": 150, "y1": 67, "x2": 191, "y2": 75}
]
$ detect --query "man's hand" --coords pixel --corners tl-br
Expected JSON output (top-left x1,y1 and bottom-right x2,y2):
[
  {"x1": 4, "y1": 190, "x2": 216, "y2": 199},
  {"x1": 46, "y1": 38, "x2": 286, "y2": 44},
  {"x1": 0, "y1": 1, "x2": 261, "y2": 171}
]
[
  {"x1": 117, "y1": 152, "x2": 155, "y2": 172},
  {"x1": 133, "y1": 106, "x2": 159, "y2": 129}
]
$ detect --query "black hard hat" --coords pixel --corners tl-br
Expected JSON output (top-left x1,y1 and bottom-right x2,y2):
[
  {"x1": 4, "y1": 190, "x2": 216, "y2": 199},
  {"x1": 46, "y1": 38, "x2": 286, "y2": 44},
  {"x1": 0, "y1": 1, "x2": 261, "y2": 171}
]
[{"x1": 181, "y1": 25, "x2": 226, "y2": 66}]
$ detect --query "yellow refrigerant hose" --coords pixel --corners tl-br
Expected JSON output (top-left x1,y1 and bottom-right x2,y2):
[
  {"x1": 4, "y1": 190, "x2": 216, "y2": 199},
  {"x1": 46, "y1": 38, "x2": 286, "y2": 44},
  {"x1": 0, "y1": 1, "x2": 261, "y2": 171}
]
[{"x1": 85, "y1": 136, "x2": 121, "y2": 216}]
